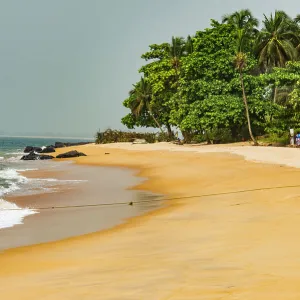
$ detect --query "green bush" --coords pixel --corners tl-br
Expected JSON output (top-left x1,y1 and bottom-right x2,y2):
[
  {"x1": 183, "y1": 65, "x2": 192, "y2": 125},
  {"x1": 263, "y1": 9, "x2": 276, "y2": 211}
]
[
  {"x1": 156, "y1": 132, "x2": 174, "y2": 142},
  {"x1": 259, "y1": 132, "x2": 289, "y2": 146},
  {"x1": 95, "y1": 129, "x2": 157, "y2": 144},
  {"x1": 206, "y1": 128, "x2": 234, "y2": 144}
]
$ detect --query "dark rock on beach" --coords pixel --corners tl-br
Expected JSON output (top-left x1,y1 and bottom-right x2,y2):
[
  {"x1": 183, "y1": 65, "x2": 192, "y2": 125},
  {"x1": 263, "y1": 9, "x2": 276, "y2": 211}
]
[
  {"x1": 40, "y1": 146, "x2": 56, "y2": 153},
  {"x1": 56, "y1": 150, "x2": 87, "y2": 159},
  {"x1": 54, "y1": 142, "x2": 65, "y2": 148},
  {"x1": 39, "y1": 154, "x2": 55, "y2": 160},
  {"x1": 21, "y1": 151, "x2": 38, "y2": 160},
  {"x1": 24, "y1": 146, "x2": 43, "y2": 153},
  {"x1": 21, "y1": 151, "x2": 54, "y2": 161},
  {"x1": 54, "y1": 141, "x2": 92, "y2": 148}
]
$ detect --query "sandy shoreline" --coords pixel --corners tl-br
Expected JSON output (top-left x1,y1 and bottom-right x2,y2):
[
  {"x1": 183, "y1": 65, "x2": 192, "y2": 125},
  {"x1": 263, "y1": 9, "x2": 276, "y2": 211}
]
[
  {"x1": 2, "y1": 143, "x2": 300, "y2": 299},
  {"x1": 1, "y1": 160, "x2": 161, "y2": 251}
]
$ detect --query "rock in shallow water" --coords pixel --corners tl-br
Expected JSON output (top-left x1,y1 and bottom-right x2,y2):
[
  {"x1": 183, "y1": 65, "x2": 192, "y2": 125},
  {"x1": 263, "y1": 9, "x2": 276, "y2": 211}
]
[
  {"x1": 24, "y1": 146, "x2": 43, "y2": 153},
  {"x1": 56, "y1": 150, "x2": 87, "y2": 159},
  {"x1": 21, "y1": 151, "x2": 54, "y2": 160},
  {"x1": 40, "y1": 146, "x2": 55, "y2": 153}
]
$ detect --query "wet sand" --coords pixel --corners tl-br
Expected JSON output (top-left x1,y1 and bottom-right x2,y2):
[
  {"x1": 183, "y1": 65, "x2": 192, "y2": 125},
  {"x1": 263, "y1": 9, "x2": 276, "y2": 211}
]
[
  {"x1": 1, "y1": 163, "x2": 162, "y2": 251},
  {"x1": 2, "y1": 143, "x2": 300, "y2": 299}
]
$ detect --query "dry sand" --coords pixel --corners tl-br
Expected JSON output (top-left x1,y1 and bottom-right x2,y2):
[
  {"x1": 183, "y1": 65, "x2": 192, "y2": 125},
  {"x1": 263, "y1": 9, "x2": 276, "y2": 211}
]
[{"x1": 2, "y1": 143, "x2": 300, "y2": 299}]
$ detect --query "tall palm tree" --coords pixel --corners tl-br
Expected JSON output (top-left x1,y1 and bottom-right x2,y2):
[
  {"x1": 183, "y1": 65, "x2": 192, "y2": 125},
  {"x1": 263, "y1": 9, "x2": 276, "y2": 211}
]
[
  {"x1": 256, "y1": 11, "x2": 298, "y2": 71},
  {"x1": 167, "y1": 36, "x2": 188, "y2": 141},
  {"x1": 256, "y1": 11, "x2": 299, "y2": 103},
  {"x1": 168, "y1": 36, "x2": 186, "y2": 81},
  {"x1": 293, "y1": 15, "x2": 300, "y2": 57},
  {"x1": 185, "y1": 35, "x2": 194, "y2": 55},
  {"x1": 129, "y1": 77, "x2": 163, "y2": 133},
  {"x1": 223, "y1": 10, "x2": 259, "y2": 145},
  {"x1": 222, "y1": 9, "x2": 259, "y2": 51},
  {"x1": 234, "y1": 52, "x2": 258, "y2": 145}
]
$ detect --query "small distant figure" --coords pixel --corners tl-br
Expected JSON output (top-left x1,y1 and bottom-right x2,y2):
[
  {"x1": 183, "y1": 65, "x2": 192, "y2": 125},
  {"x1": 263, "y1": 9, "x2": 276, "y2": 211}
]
[
  {"x1": 290, "y1": 128, "x2": 295, "y2": 146},
  {"x1": 296, "y1": 133, "x2": 300, "y2": 146}
]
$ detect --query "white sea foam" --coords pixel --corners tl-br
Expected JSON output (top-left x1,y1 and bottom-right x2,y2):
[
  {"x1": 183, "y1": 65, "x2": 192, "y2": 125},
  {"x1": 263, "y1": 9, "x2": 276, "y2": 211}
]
[
  {"x1": 6, "y1": 152, "x2": 25, "y2": 155},
  {"x1": 0, "y1": 168, "x2": 28, "y2": 199},
  {"x1": 32, "y1": 178, "x2": 87, "y2": 183},
  {"x1": 0, "y1": 199, "x2": 37, "y2": 229},
  {"x1": 0, "y1": 168, "x2": 28, "y2": 184},
  {"x1": 0, "y1": 157, "x2": 3, "y2": 160},
  {"x1": 16, "y1": 168, "x2": 38, "y2": 172},
  {"x1": 5, "y1": 156, "x2": 23, "y2": 162},
  {"x1": 0, "y1": 167, "x2": 85, "y2": 229}
]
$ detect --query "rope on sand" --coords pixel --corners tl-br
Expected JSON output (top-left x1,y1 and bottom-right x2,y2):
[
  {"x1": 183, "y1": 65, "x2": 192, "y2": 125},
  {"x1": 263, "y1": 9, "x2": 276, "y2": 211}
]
[{"x1": 2, "y1": 184, "x2": 300, "y2": 211}]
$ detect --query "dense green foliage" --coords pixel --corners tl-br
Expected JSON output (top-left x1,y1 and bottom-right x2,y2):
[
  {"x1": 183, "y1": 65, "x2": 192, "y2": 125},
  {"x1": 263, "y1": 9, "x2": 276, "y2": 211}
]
[
  {"x1": 121, "y1": 10, "x2": 300, "y2": 144},
  {"x1": 95, "y1": 129, "x2": 157, "y2": 144}
]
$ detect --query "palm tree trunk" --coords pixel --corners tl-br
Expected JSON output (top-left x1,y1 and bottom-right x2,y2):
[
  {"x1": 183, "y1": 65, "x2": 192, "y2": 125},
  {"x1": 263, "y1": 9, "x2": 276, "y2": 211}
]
[
  {"x1": 147, "y1": 105, "x2": 164, "y2": 134},
  {"x1": 239, "y1": 72, "x2": 258, "y2": 146},
  {"x1": 273, "y1": 86, "x2": 278, "y2": 103},
  {"x1": 166, "y1": 123, "x2": 173, "y2": 139}
]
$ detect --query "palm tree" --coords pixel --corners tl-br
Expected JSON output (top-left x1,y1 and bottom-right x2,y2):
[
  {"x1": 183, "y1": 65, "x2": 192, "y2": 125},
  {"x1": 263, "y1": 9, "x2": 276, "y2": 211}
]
[
  {"x1": 222, "y1": 9, "x2": 259, "y2": 50},
  {"x1": 234, "y1": 52, "x2": 258, "y2": 145},
  {"x1": 129, "y1": 77, "x2": 163, "y2": 133},
  {"x1": 185, "y1": 35, "x2": 194, "y2": 55},
  {"x1": 293, "y1": 15, "x2": 300, "y2": 57},
  {"x1": 223, "y1": 10, "x2": 259, "y2": 145},
  {"x1": 256, "y1": 11, "x2": 299, "y2": 103},
  {"x1": 167, "y1": 36, "x2": 188, "y2": 141},
  {"x1": 256, "y1": 11, "x2": 298, "y2": 71},
  {"x1": 168, "y1": 36, "x2": 186, "y2": 81}
]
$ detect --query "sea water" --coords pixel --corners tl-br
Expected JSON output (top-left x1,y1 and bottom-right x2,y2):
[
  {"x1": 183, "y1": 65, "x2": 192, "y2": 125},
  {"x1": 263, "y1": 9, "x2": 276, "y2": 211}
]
[{"x1": 0, "y1": 136, "x2": 92, "y2": 230}]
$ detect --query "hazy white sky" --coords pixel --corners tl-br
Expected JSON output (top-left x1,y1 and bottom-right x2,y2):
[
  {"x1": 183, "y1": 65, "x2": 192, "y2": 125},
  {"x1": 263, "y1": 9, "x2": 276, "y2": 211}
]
[{"x1": 0, "y1": 0, "x2": 299, "y2": 137}]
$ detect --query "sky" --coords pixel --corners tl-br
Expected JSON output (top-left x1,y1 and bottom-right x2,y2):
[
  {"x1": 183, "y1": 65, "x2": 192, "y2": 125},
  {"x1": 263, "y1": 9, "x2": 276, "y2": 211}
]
[{"x1": 0, "y1": 0, "x2": 299, "y2": 137}]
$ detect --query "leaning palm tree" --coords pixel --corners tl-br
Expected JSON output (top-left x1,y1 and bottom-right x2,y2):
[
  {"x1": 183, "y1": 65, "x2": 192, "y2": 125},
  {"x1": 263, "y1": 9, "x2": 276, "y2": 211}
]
[
  {"x1": 129, "y1": 77, "x2": 163, "y2": 133},
  {"x1": 223, "y1": 10, "x2": 258, "y2": 145},
  {"x1": 234, "y1": 52, "x2": 258, "y2": 145}
]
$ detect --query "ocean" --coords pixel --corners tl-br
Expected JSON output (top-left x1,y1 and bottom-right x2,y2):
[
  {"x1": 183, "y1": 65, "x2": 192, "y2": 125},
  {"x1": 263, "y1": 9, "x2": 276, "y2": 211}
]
[{"x1": 0, "y1": 136, "x2": 93, "y2": 230}]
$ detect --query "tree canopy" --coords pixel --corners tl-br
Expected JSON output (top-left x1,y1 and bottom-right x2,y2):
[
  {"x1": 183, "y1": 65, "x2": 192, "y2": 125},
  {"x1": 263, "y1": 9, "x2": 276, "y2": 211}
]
[{"x1": 121, "y1": 9, "x2": 300, "y2": 144}]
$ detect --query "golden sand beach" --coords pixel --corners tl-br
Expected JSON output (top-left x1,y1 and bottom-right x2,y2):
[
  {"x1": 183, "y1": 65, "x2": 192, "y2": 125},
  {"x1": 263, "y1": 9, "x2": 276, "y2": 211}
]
[{"x1": 2, "y1": 143, "x2": 300, "y2": 299}]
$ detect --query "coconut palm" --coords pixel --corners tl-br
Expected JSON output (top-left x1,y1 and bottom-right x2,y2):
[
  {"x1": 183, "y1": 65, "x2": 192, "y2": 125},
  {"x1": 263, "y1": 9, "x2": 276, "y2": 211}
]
[
  {"x1": 256, "y1": 11, "x2": 299, "y2": 103},
  {"x1": 256, "y1": 11, "x2": 298, "y2": 71},
  {"x1": 223, "y1": 10, "x2": 258, "y2": 145},
  {"x1": 168, "y1": 36, "x2": 186, "y2": 80},
  {"x1": 234, "y1": 52, "x2": 258, "y2": 145},
  {"x1": 293, "y1": 15, "x2": 300, "y2": 56},
  {"x1": 222, "y1": 9, "x2": 259, "y2": 51},
  {"x1": 185, "y1": 35, "x2": 194, "y2": 55},
  {"x1": 129, "y1": 77, "x2": 163, "y2": 133}
]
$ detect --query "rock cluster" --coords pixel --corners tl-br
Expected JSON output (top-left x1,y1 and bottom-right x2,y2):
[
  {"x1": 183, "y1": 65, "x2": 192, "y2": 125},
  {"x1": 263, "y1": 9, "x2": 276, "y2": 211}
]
[
  {"x1": 21, "y1": 151, "x2": 54, "y2": 160},
  {"x1": 21, "y1": 142, "x2": 88, "y2": 161}
]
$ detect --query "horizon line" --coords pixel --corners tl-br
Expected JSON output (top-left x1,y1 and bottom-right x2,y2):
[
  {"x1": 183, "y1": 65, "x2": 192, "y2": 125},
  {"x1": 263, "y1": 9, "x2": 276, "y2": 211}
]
[{"x1": 0, "y1": 135, "x2": 94, "y2": 140}]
